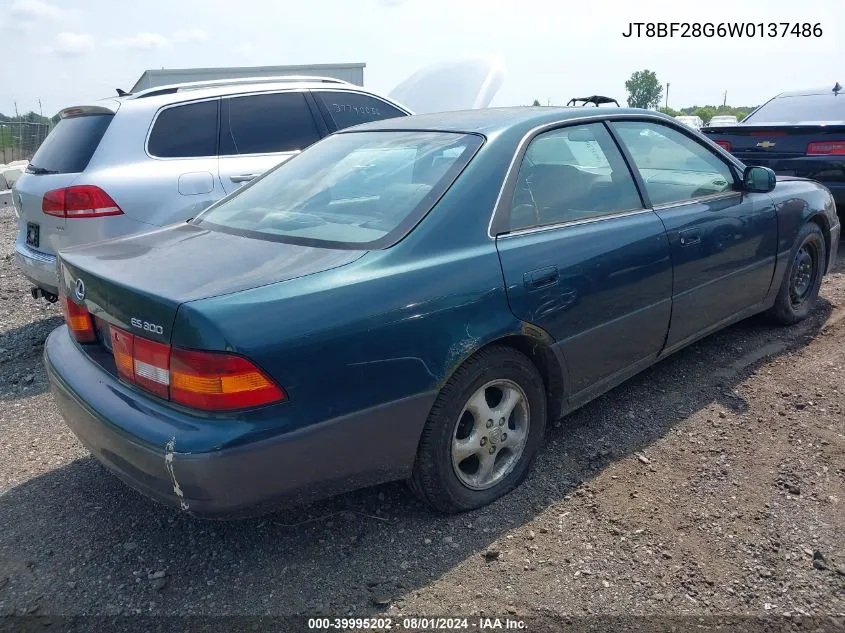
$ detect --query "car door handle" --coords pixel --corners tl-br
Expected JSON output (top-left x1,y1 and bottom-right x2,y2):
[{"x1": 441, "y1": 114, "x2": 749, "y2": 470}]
[
  {"x1": 230, "y1": 174, "x2": 259, "y2": 183},
  {"x1": 523, "y1": 266, "x2": 559, "y2": 289},
  {"x1": 678, "y1": 230, "x2": 701, "y2": 247}
]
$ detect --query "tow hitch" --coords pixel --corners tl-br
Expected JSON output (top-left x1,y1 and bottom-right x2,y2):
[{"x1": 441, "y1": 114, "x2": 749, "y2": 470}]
[{"x1": 31, "y1": 287, "x2": 58, "y2": 303}]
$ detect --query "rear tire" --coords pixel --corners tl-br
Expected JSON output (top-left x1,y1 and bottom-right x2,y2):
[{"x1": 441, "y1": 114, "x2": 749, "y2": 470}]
[
  {"x1": 410, "y1": 346, "x2": 546, "y2": 513},
  {"x1": 766, "y1": 222, "x2": 826, "y2": 325}
]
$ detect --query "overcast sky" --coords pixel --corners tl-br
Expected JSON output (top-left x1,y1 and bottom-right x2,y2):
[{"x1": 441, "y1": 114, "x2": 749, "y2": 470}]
[{"x1": 1, "y1": 0, "x2": 842, "y2": 117}]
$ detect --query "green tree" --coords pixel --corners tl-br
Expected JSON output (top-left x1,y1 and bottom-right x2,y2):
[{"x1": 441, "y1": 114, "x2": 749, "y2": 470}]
[
  {"x1": 658, "y1": 106, "x2": 679, "y2": 117},
  {"x1": 532, "y1": 99, "x2": 541, "y2": 106},
  {"x1": 625, "y1": 70, "x2": 663, "y2": 109},
  {"x1": 693, "y1": 106, "x2": 716, "y2": 124}
]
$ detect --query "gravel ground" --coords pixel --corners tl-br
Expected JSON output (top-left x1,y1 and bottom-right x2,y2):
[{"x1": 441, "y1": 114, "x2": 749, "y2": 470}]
[{"x1": 0, "y1": 206, "x2": 843, "y2": 626}]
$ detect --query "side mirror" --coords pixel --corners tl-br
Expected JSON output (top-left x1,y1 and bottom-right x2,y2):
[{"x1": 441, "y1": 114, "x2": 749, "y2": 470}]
[{"x1": 743, "y1": 165, "x2": 776, "y2": 193}]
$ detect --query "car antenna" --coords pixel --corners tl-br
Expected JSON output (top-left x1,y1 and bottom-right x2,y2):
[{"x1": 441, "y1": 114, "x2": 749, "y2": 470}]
[{"x1": 833, "y1": 82, "x2": 842, "y2": 95}]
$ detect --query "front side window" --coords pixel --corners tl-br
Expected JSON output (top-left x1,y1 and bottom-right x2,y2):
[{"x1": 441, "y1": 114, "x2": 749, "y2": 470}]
[
  {"x1": 195, "y1": 131, "x2": 482, "y2": 248},
  {"x1": 220, "y1": 92, "x2": 320, "y2": 155},
  {"x1": 148, "y1": 100, "x2": 218, "y2": 158},
  {"x1": 314, "y1": 91, "x2": 408, "y2": 131},
  {"x1": 611, "y1": 121, "x2": 735, "y2": 206},
  {"x1": 508, "y1": 123, "x2": 642, "y2": 231}
]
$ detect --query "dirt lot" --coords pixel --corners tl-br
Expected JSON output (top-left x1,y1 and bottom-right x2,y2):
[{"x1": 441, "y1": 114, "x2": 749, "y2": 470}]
[{"x1": 0, "y1": 207, "x2": 843, "y2": 628}]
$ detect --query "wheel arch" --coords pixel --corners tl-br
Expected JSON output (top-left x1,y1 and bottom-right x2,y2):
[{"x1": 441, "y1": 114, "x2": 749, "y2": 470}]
[
  {"x1": 438, "y1": 324, "x2": 568, "y2": 422},
  {"x1": 807, "y1": 212, "x2": 832, "y2": 274}
]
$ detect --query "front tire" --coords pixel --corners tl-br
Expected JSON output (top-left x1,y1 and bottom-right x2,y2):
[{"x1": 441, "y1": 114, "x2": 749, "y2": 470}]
[
  {"x1": 766, "y1": 222, "x2": 826, "y2": 325},
  {"x1": 410, "y1": 346, "x2": 547, "y2": 513}
]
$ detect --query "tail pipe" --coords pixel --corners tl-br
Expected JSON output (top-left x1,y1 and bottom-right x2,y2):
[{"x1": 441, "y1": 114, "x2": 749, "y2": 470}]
[{"x1": 31, "y1": 287, "x2": 58, "y2": 303}]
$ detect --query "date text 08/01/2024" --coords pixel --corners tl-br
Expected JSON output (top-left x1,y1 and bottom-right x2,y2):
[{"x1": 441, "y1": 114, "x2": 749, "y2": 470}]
[
  {"x1": 622, "y1": 22, "x2": 823, "y2": 38},
  {"x1": 307, "y1": 616, "x2": 527, "y2": 630}
]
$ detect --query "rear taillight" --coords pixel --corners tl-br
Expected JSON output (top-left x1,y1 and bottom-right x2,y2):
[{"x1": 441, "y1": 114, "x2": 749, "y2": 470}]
[
  {"x1": 59, "y1": 291, "x2": 96, "y2": 343},
  {"x1": 106, "y1": 326, "x2": 285, "y2": 411},
  {"x1": 170, "y1": 348, "x2": 285, "y2": 410},
  {"x1": 806, "y1": 141, "x2": 845, "y2": 155},
  {"x1": 714, "y1": 140, "x2": 732, "y2": 151},
  {"x1": 42, "y1": 185, "x2": 123, "y2": 218},
  {"x1": 133, "y1": 337, "x2": 171, "y2": 399}
]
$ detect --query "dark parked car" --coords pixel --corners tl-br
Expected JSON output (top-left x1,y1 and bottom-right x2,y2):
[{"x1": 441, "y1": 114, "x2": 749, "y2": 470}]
[
  {"x1": 45, "y1": 108, "x2": 840, "y2": 517},
  {"x1": 702, "y1": 83, "x2": 845, "y2": 221}
]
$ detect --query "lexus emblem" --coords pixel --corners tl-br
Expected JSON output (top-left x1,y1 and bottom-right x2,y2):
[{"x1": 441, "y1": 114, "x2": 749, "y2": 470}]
[{"x1": 74, "y1": 278, "x2": 86, "y2": 301}]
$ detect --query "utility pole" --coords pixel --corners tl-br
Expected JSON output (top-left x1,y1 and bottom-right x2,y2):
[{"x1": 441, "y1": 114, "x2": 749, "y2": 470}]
[
  {"x1": 723, "y1": 90, "x2": 727, "y2": 106},
  {"x1": 14, "y1": 100, "x2": 19, "y2": 118},
  {"x1": 665, "y1": 83, "x2": 670, "y2": 109}
]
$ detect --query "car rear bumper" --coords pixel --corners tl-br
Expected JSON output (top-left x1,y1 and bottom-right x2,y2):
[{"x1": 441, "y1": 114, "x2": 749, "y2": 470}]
[
  {"x1": 45, "y1": 327, "x2": 435, "y2": 517},
  {"x1": 14, "y1": 237, "x2": 58, "y2": 295}
]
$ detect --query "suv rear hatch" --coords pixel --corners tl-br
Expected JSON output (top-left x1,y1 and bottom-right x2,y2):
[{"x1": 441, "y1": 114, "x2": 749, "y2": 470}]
[{"x1": 14, "y1": 103, "x2": 118, "y2": 257}]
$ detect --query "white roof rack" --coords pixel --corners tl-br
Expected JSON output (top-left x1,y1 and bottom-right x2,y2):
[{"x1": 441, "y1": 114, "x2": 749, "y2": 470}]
[{"x1": 130, "y1": 75, "x2": 352, "y2": 99}]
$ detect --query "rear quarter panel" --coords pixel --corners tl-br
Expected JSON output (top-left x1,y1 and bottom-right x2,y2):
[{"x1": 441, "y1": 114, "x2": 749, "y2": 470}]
[
  {"x1": 83, "y1": 99, "x2": 224, "y2": 229},
  {"x1": 172, "y1": 246, "x2": 526, "y2": 435}
]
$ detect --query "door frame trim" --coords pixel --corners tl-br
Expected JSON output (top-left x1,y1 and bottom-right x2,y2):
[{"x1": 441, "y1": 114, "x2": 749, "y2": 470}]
[{"x1": 487, "y1": 112, "x2": 748, "y2": 239}]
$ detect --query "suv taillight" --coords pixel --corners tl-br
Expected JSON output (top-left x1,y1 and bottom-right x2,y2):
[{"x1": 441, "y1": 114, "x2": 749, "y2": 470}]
[
  {"x1": 107, "y1": 326, "x2": 285, "y2": 411},
  {"x1": 43, "y1": 185, "x2": 123, "y2": 218},
  {"x1": 806, "y1": 141, "x2": 845, "y2": 155},
  {"x1": 58, "y1": 288, "x2": 96, "y2": 343},
  {"x1": 714, "y1": 140, "x2": 732, "y2": 151}
]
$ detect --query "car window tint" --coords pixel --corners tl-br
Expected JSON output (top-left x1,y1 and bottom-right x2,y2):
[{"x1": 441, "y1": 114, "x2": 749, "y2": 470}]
[
  {"x1": 744, "y1": 94, "x2": 845, "y2": 123},
  {"x1": 508, "y1": 123, "x2": 642, "y2": 231},
  {"x1": 314, "y1": 91, "x2": 407, "y2": 130},
  {"x1": 28, "y1": 114, "x2": 113, "y2": 173},
  {"x1": 148, "y1": 100, "x2": 218, "y2": 158},
  {"x1": 611, "y1": 121, "x2": 735, "y2": 206},
  {"x1": 220, "y1": 92, "x2": 320, "y2": 155}
]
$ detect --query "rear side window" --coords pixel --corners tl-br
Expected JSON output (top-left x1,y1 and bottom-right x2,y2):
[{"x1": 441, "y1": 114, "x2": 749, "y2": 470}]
[
  {"x1": 28, "y1": 114, "x2": 112, "y2": 174},
  {"x1": 507, "y1": 123, "x2": 642, "y2": 231},
  {"x1": 314, "y1": 91, "x2": 407, "y2": 130},
  {"x1": 745, "y1": 94, "x2": 845, "y2": 123},
  {"x1": 148, "y1": 100, "x2": 218, "y2": 158},
  {"x1": 220, "y1": 92, "x2": 320, "y2": 155}
]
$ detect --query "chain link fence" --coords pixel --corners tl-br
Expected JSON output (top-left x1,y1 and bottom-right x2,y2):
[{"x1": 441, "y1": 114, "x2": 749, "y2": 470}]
[{"x1": 0, "y1": 121, "x2": 52, "y2": 164}]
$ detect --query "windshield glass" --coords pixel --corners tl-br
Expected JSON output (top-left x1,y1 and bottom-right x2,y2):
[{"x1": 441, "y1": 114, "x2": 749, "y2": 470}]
[
  {"x1": 745, "y1": 94, "x2": 845, "y2": 123},
  {"x1": 195, "y1": 131, "x2": 482, "y2": 248}
]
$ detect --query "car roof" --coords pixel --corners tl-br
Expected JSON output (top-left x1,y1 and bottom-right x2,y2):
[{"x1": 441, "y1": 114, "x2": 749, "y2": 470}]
[
  {"x1": 344, "y1": 106, "x2": 666, "y2": 136},
  {"x1": 84, "y1": 81, "x2": 400, "y2": 113},
  {"x1": 775, "y1": 87, "x2": 840, "y2": 98}
]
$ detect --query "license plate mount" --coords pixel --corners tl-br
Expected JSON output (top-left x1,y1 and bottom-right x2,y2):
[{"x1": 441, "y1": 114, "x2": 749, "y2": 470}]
[{"x1": 25, "y1": 222, "x2": 39, "y2": 248}]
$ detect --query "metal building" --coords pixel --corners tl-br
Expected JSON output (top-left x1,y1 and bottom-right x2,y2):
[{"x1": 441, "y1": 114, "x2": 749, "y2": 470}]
[{"x1": 130, "y1": 63, "x2": 366, "y2": 92}]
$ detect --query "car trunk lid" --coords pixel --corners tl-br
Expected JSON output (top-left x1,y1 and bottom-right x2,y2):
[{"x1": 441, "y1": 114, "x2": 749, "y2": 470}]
[
  {"x1": 58, "y1": 222, "x2": 365, "y2": 348},
  {"x1": 388, "y1": 57, "x2": 506, "y2": 114},
  {"x1": 703, "y1": 123, "x2": 845, "y2": 160}
]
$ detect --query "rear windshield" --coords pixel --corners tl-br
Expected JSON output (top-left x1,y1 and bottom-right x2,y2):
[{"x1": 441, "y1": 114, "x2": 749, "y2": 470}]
[
  {"x1": 194, "y1": 131, "x2": 482, "y2": 249},
  {"x1": 745, "y1": 94, "x2": 845, "y2": 123},
  {"x1": 28, "y1": 114, "x2": 112, "y2": 174}
]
